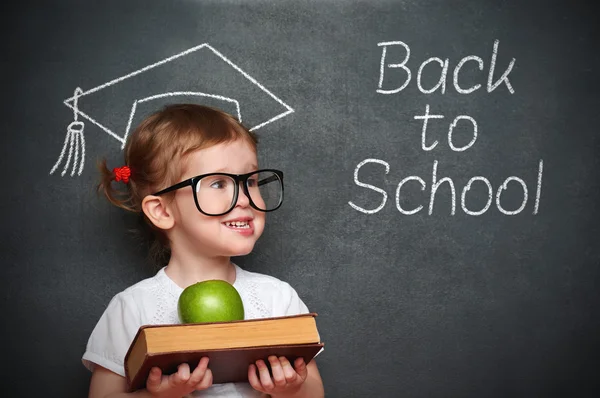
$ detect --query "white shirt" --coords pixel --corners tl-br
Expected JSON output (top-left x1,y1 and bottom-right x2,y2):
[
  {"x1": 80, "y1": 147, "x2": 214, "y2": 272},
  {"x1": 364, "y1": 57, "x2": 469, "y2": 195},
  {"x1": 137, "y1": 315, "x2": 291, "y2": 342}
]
[{"x1": 82, "y1": 264, "x2": 311, "y2": 397}]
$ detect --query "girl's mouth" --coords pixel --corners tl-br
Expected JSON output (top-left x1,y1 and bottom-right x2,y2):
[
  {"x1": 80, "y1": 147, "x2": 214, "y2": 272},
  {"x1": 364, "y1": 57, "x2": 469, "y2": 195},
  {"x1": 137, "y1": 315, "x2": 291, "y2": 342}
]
[
  {"x1": 223, "y1": 220, "x2": 250, "y2": 229},
  {"x1": 222, "y1": 219, "x2": 254, "y2": 236}
]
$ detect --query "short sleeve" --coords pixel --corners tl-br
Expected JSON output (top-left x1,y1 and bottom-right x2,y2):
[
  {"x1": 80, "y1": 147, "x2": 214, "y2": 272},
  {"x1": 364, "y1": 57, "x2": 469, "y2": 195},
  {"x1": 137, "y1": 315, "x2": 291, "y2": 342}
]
[
  {"x1": 282, "y1": 283, "x2": 310, "y2": 316},
  {"x1": 82, "y1": 293, "x2": 142, "y2": 377}
]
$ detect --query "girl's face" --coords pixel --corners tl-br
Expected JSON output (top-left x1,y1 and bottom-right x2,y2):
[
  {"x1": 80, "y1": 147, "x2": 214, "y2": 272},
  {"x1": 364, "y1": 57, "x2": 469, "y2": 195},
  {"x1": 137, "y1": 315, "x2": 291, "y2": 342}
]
[{"x1": 168, "y1": 139, "x2": 266, "y2": 259}]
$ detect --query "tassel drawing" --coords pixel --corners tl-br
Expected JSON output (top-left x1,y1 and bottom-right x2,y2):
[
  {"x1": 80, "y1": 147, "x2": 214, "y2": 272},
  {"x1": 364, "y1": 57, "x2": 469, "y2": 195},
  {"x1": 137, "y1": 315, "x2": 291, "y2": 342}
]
[{"x1": 50, "y1": 87, "x2": 86, "y2": 176}]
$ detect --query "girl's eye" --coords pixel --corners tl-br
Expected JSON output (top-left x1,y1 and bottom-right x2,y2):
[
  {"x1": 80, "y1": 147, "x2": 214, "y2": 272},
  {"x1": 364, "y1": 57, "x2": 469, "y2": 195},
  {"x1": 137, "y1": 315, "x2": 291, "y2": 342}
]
[
  {"x1": 209, "y1": 179, "x2": 228, "y2": 189},
  {"x1": 247, "y1": 177, "x2": 259, "y2": 188}
]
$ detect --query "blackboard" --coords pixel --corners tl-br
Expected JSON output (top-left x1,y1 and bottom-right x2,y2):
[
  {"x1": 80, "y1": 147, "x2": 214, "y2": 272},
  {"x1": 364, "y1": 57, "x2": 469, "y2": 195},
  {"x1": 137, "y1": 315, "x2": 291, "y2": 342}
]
[{"x1": 3, "y1": 1, "x2": 600, "y2": 397}]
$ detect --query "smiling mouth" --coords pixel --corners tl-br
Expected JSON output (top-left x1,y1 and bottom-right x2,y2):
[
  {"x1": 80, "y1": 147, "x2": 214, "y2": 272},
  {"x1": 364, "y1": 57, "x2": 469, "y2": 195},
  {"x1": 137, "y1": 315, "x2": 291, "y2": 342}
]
[{"x1": 223, "y1": 221, "x2": 250, "y2": 229}]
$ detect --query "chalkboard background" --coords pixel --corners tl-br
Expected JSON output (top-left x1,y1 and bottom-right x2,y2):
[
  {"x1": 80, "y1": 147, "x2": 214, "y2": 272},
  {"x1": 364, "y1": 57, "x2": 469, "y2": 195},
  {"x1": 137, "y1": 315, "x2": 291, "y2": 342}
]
[{"x1": 3, "y1": 1, "x2": 599, "y2": 397}]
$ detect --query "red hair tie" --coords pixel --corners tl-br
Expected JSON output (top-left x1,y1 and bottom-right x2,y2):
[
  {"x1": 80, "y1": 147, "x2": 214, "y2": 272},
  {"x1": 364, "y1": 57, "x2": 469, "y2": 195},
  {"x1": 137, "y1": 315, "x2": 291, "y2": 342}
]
[{"x1": 113, "y1": 166, "x2": 131, "y2": 184}]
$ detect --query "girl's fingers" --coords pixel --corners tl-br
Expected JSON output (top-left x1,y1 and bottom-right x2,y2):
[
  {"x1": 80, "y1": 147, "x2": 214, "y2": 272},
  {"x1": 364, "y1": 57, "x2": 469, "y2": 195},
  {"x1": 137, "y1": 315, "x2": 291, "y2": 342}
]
[
  {"x1": 255, "y1": 359, "x2": 275, "y2": 391},
  {"x1": 268, "y1": 356, "x2": 287, "y2": 387},
  {"x1": 248, "y1": 364, "x2": 263, "y2": 391},
  {"x1": 146, "y1": 367, "x2": 163, "y2": 392},
  {"x1": 170, "y1": 363, "x2": 190, "y2": 386},
  {"x1": 195, "y1": 368, "x2": 213, "y2": 390},
  {"x1": 293, "y1": 357, "x2": 308, "y2": 380},
  {"x1": 278, "y1": 356, "x2": 298, "y2": 383},
  {"x1": 187, "y1": 357, "x2": 209, "y2": 387}
]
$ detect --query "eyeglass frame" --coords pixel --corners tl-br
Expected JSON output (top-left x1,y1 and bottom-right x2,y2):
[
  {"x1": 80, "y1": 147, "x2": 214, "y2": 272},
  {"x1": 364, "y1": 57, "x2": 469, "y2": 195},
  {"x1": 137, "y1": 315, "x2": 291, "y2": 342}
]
[{"x1": 151, "y1": 169, "x2": 284, "y2": 216}]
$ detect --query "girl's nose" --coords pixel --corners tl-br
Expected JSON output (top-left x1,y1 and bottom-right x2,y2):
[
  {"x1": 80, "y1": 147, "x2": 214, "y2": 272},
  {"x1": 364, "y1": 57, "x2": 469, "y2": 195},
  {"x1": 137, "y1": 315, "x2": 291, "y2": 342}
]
[{"x1": 235, "y1": 184, "x2": 250, "y2": 207}]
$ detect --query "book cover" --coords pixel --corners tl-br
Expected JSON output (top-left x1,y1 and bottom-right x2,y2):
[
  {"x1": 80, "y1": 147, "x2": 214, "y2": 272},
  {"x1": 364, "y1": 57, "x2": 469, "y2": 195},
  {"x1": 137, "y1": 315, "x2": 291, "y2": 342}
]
[{"x1": 124, "y1": 313, "x2": 324, "y2": 392}]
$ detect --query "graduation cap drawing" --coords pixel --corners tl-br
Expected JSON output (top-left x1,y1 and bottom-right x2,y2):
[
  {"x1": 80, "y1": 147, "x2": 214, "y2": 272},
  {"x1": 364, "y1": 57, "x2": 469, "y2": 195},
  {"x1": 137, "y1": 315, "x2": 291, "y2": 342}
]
[{"x1": 50, "y1": 43, "x2": 294, "y2": 177}]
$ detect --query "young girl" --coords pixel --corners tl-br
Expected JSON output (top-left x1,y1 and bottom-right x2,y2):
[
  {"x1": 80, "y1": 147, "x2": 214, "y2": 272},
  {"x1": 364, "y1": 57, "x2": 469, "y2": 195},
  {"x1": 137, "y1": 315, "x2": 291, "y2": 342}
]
[{"x1": 82, "y1": 104, "x2": 324, "y2": 398}]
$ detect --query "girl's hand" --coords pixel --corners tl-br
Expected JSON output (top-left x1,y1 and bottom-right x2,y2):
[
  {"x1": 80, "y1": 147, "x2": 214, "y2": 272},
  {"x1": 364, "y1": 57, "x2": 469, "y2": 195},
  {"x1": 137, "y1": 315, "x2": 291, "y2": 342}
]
[
  {"x1": 248, "y1": 356, "x2": 308, "y2": 397},
  {"x1": 145, "y1": 357, "x2": 213, "y2": 398}
]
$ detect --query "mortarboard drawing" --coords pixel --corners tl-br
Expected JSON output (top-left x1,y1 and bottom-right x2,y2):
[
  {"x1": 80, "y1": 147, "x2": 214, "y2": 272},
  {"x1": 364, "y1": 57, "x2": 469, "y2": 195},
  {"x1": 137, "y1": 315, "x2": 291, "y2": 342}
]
[{"x1": 50, "y1": 43, "x2": 294, "y2": 177}]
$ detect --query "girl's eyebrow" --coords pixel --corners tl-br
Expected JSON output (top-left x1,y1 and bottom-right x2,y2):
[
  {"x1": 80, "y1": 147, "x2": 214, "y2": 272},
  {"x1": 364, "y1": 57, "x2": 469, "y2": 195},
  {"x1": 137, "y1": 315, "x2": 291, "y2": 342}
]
[{"x1": 211, "y1": 165, "x2": 259, "y2": 174}]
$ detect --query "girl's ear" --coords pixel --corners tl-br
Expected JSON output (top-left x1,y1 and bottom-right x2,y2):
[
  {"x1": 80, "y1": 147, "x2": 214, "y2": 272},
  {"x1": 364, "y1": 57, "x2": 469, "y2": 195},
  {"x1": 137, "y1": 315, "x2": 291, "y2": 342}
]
[{"x1": 142, "y1": 195, "x2": 175, "y2": 230}]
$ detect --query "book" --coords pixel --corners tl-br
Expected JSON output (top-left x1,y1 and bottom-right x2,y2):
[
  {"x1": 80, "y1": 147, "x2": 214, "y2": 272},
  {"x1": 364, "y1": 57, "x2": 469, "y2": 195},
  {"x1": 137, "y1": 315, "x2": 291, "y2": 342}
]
[{"x1": 124, "y1": 313, "x2": 324, "y2": 392}]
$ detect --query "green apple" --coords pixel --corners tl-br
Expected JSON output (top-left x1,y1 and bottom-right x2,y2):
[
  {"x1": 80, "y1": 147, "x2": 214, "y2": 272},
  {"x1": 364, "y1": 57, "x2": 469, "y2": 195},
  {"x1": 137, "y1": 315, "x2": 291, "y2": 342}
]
[{"x1": 178, "y1": 280, "x2": 245, "y2": 323}]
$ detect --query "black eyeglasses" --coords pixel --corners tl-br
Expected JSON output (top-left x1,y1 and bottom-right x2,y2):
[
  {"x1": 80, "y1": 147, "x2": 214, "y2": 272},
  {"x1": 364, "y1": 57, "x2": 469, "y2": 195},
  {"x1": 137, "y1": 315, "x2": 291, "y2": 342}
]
[{"x1": 152, "y1": 169, "x2": 284, "y2": 216}]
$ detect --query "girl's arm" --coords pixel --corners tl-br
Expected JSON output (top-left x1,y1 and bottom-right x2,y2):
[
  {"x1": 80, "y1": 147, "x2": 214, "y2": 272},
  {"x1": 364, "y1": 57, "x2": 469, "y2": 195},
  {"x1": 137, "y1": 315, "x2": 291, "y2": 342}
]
[
  {"x1": 88, "y1": 358, "x2": 212, "y2": 398},
  {"x1": 88, "y1": 367, "x2": 151, "y2": 398}
]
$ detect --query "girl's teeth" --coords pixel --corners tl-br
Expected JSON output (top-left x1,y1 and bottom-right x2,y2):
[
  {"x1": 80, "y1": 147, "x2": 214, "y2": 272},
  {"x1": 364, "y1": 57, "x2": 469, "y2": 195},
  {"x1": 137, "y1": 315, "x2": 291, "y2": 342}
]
[{"x1": 225, "y1": 221, "x2": 250, "y2": 228}]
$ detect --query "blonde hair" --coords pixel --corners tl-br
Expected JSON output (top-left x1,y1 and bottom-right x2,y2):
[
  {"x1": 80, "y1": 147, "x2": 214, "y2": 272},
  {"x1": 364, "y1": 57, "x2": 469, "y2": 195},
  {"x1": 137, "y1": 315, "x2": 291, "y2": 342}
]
[{"x1": 97, "y1": 103, "x2": 258, "y2": 265}]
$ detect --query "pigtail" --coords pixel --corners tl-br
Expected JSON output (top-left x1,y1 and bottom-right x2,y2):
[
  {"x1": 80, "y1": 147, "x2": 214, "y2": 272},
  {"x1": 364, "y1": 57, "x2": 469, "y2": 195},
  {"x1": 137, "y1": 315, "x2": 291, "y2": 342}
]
[{"x1": 97, "y1": 158, "x2": 137, "y2": 212}]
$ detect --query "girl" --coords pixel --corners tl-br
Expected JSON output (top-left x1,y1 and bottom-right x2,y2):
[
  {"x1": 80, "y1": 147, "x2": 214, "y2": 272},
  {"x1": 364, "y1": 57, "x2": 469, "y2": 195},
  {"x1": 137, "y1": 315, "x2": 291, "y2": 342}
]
[{"x1": 83, "y1": 104, "x2": 324, "y2": 398}]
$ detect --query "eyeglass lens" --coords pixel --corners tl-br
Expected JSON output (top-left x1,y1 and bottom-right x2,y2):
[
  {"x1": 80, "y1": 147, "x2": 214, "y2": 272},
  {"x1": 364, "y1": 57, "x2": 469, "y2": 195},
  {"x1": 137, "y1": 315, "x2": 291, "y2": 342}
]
[{"x1": 194, "y1": 171, "x2": 282, "y2": 215}]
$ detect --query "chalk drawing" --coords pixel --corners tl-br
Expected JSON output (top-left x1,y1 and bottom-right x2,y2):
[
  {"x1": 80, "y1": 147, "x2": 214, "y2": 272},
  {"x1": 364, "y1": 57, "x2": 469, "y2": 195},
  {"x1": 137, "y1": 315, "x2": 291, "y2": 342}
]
[
  {"x1": 429, "y1": 160, "x2": 457, "y2": 215},
  {"x1": 453, "y1": 55, "x2": 484, "y2": 94},
  {"x1": 348, "y1": 158, "x2": 390, "y2": 214},
  {"x1": 417, "y1": 57, "x2": 449, "y2": 94},
  {"x1": 124, "y1": 92, "x2": 242, "y2": 149},
  {"x1": 395, "y1": 176, "x2": 426, "y2": 215},
  {"x1": 461, "y1": 176, "x2": 493, "y2": 216},
  {"x1": 50, "y1": 43, "x2": 294, "y2": 176},
  {"x1": 496, "y1": 176, "x2": 528, "y2": 215},
  {"x1": 448, "y1": 115, "x2": 478, "y2": 152},
  {"x1": 50, "y1": 87, "x2": 86, "y2": 176},
  {"x1": 349, "y1": 158, "x2": 543, "y2": 216},
  {"x1": 534, "y1": 160, "x2": 543, "y2": 215},
  {"x1": 377, "y1": 39, "x2": 515, "y2": 95}
]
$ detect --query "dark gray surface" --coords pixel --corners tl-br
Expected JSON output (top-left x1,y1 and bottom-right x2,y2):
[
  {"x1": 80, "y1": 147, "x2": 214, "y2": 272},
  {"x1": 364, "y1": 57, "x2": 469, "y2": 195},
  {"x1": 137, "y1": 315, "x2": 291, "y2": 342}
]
[{"x1": 3, "y1": 1, "x2": 600, "y2": 397}]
